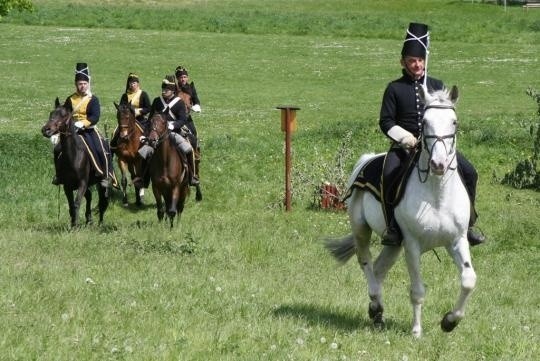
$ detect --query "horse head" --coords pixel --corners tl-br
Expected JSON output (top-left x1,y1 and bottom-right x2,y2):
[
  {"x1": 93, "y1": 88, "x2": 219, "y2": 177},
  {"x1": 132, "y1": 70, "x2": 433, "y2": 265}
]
[
  {"x1": 41, "y1": 97, "x2": 73, "y2": 138},
  {"x1": 419, "y1": 86, "x2": 459, "y2": 176},
  {"x1": 114, "y1": 101, "x2": 137, "y2": 140},
  {"x1": 148, "y1": 112, "x2": 169, "y2": 148}
]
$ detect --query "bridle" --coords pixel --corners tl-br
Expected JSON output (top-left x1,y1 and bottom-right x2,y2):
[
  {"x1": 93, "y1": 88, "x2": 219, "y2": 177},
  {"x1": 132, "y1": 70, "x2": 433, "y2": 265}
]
[
  {"x1": 148, "y1": 115, "x2": 169, "y2": 148},
  {"x1": 51, "y1": 108, "x2": 75, "y2": 137},
  {"x1": 417, "y1": 104, "x2": 458, "y2": 182}
]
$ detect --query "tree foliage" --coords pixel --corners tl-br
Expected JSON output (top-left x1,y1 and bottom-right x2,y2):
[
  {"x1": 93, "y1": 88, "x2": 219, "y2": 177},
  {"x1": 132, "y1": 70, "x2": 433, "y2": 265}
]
[{"x1": 0, "y1": 0, "x2": 34, "y2": 18}]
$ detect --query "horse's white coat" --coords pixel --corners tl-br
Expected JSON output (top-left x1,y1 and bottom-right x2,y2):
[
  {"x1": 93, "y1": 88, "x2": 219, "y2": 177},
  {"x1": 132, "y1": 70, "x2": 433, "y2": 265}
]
[{"x1": 332, "y1": 86, "x2": 476, "y2": 337}]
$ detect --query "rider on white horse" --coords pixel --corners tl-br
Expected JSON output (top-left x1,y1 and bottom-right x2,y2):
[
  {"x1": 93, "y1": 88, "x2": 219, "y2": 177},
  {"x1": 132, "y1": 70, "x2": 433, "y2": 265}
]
[{"x1": 379, "y1": 22, "x2": 485, "y2": 247}]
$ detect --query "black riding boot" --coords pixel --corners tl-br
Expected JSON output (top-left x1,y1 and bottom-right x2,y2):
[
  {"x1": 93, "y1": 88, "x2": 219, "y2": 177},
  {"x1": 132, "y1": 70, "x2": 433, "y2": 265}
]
[
  {"x1": 467, "y1": 204, "x2": 485, "y2": 246},
  {"x1": 381, "y1": 207, "x2": 403, "y2": 247},
  {"x1": 188, "y1": 151, "x2": 199, "y2": 186}
]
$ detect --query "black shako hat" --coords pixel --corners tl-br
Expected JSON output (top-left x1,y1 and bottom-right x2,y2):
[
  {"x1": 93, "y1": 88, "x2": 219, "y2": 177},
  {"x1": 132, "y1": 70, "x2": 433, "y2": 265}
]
[
  {"x1": 401, "y1": 23, "x2": 429, "y2": 58},
  {"x1": 175, "y1": 66, "x2": 188, "y2": 78},
  {"x1": 161, "y1": 75, "x2": 177, "y2": 91},
  {"x1": 75, "y1": 62, "x2": 90, "y2": 82},
  {"x1": 125, "y1": 72, "x2": 140, "y2": 91}
]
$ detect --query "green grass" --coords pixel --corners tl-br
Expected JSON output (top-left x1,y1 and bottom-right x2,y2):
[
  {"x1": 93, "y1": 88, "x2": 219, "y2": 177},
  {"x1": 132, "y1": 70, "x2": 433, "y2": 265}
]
[{"x1": 0, "y1": 1, "x2": 539, "y2": 360}]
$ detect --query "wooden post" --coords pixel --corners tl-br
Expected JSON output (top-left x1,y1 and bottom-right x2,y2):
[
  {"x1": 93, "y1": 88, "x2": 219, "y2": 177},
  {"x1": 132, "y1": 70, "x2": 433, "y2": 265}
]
[{"x1": 276, "y1": 106, "x2": 300, "y2": 211}]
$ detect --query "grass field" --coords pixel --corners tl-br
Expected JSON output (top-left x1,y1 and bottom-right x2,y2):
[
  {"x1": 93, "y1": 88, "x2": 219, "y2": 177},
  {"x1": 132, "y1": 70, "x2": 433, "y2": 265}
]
[{"x1": 1, "y1": 1, "x2": 539, "y2": 360}]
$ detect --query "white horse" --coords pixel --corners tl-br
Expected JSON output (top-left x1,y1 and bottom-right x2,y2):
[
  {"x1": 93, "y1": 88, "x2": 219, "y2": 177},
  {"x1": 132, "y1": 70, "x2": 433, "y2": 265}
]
[{"x1": 326, "y1": 85, "x2": 476, "y2": 338}]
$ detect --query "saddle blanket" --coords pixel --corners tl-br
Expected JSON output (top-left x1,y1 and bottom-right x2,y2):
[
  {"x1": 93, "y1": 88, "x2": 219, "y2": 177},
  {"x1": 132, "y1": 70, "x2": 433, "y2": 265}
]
[{"x1": 343, "y1": 153, "x2": 385, "y2": 203}]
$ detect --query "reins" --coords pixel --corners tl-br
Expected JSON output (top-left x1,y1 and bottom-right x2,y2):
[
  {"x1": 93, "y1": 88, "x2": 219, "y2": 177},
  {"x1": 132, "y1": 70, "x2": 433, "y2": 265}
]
[{"x1": 417, "y1": 104, "x2": 458, "y2": 183}]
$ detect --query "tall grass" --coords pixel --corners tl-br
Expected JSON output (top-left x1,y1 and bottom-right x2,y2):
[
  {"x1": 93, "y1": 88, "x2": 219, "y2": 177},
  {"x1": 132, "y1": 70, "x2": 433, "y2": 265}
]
[{"x1": 0, "y1": 1, "x2": 539, "y2": 360}]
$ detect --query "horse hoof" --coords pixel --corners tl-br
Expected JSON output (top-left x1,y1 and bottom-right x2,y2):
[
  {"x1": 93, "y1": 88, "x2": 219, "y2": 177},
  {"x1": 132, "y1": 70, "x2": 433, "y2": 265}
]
[
  {"x1": 441, "y1": 311, "x2": 459, "y2": 332},
  {"x1": 368, "y1": 303, "x2": 384, "y2": 328}
]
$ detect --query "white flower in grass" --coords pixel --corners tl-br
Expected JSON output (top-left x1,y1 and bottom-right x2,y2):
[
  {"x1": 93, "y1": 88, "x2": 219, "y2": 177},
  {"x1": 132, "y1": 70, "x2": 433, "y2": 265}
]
[
  {"x1": 215, "y1": 286, "x2": 222, "y2": 293},
  {"x1": 330, "y1": 342, "x2": 338, "y2": 349},
  {"x1": 270, "y1": 344, "x2": 277, "y2": 351},
  {"x1": 61, "y1": 313, "x2": 70, "y2": 322},
  {"x1": 320, "y1": 336, "x2": 327, "y2": 344},
  {"x1": 209, "y1": 276, "x2": 215, "y2": 282},
  {"x1": 523, "y1": 325, "x2": 530, "y2": 332},
  {"x1": 296, "y1": 338, "x2": 304, "y2": 345},
  {"x1": 85, "y1": 277, "x2": 95, "y2": 284},
  {"x1": 402, "y1": 355, "x2": 409, "y2": 361}
]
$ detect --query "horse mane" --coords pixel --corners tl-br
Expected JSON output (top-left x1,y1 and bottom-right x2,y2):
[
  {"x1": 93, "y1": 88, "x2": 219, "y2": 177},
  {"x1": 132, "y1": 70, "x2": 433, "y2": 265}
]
[{"x1": 422, "y1": 86, "x2": 459, "y2": 108}]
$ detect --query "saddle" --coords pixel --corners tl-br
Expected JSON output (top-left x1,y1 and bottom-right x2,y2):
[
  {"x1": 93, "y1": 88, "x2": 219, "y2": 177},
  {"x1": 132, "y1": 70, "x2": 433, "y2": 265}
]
[
  {"x1": 343, "y1": 150, "x2": 419, "y2": 205},
  {"x1": 78, "y1": 131, "x2": 118, "y2": 187}
]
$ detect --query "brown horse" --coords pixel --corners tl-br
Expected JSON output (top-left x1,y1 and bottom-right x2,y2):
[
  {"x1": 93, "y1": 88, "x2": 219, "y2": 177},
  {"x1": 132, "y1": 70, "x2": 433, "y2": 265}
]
[
  {"x1": 113, "y1": 102, "x2": 144, "y2": 206},
  {"x1": 147, "y1": 112, "x2": 190, "y2": 228},
  {"x1": 41, "y1": 98, "x2": 109, "y2": 227},
  {"x1": 178, "y1": 89, "x2": 203, "y2": 202}
]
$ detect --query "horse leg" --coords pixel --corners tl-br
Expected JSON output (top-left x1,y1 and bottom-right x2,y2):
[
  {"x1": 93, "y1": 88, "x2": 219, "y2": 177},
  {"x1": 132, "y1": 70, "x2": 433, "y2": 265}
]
[
  {"x1": 403, "y1": 246, "x2": 425, "y2": 338},
  {"x1": 441, "y1": 238, "x2": 477, "y2": 332},
  {"x1": 195, "y1": 184, "x2": 202, "y2": 202},
  {"x1": 120, "y1": 160, "x2": 129, "y2": 207},
  {"x1": 63, "y1": 187, "x2": 78, "y2": 228},
  {"x1": 152, "y1": 185, "x2": 165, "y2": 222},
  {"x1": 128, "y1": 161, "x2": 143, "y2": 207},
  {"x1": 369, "y1": 245, "x2": 402, "y2": 327},
  {"x1": 194, "y1": 147, "x2": 202, "y2": 202},
  {"x1": 84, "y1": 188, "x2": 93, "y2": 225},
  {"x1": 166, "y1": 189, "x2": 178, "y2": 228},
  {"x1": 96, "y1": 183, "x2": 109, "y2": 225}
]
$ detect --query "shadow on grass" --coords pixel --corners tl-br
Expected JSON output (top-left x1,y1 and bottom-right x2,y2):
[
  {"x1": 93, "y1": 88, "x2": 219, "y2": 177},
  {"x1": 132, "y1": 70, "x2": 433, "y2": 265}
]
[{"x1": 273, "y1": 302, "x2": 408, "y2": 334}]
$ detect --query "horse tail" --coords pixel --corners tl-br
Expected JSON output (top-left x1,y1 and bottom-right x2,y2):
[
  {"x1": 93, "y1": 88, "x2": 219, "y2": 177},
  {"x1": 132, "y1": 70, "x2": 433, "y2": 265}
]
[{"x1": 324, "y1": 234, "x2": 356, "y2": 264}]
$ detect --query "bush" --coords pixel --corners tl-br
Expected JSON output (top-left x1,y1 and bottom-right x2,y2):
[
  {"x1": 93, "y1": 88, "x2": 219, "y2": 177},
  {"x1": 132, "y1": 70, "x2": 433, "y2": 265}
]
[{"x1": 501, "y1": 88, "x2": 540, "y2": 190}]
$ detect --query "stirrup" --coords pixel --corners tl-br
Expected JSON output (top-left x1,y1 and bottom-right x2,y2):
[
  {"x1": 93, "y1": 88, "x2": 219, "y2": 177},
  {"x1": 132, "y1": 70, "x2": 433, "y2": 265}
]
[
  {"x1": 381, "y1": 222, "x2": 402, "y2": 247},
  {"x1": 467, "y1": 227, "x2": 486, "y2": 247}
]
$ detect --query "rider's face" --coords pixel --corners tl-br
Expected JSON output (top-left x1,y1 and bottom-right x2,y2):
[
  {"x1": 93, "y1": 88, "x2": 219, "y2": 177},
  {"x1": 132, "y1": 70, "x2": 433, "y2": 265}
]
[
  {"x1": 401, "y1": 56, "x2": 425, "y2": 80},
  {"x1": 178, "y1": 74, "x2": 189, "y2": 86},
  {"x1": 76, "y1": 80, "x2": 90, "y2": 95},
  {"x1": 161, "y1": 88, "x2": 174, "y2": 99}
]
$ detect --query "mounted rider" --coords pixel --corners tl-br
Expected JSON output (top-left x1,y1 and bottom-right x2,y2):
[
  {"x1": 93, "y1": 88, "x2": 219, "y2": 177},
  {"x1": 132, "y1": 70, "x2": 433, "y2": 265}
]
[
  {"x1": 52, "y1": 62, "x2": 116, "y2": 188},
  {"x1": 110, "y1": 72, "x2": 152, "y2": 151},
  {"x1": 175, "y1": 65, "x2": 202, "y2": 175},
  {"x1": 379, "y1": 23, "x2": 485, "y2": 247},
  {"x1": 136, "y1": 75, "x2": 199, "y2": 187}
]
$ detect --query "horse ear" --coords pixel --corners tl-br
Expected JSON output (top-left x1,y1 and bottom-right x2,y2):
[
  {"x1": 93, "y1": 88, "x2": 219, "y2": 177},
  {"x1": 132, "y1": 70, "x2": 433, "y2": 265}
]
[
  {"x1": 55, "y1": 97, "x2": 60, "y2": 108},
  {"x1": 449, "y1": 85, "x2": 459, "y2": 104}
]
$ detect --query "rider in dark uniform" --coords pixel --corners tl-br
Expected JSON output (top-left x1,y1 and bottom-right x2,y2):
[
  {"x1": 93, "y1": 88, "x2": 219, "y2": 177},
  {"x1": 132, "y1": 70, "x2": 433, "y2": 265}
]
[
  {"x1": 135, "y1": 75, "x2": 199, "y2": 187},
  {"x1": 52, "y1": 62, "x2": 115, "y2": 188},
  {"x1": 379, "y1": 23, "x2": 485, "y2": 247},
  {"x1": 110, "y1": 72, "x2": 152, "y2": 151}
]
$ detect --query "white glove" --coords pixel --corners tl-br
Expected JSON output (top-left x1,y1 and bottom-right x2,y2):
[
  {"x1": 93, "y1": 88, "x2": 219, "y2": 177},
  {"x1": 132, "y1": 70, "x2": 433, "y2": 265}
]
[
  {"x1": 191, "y1": 104, "x2": 201, "y2": 113},
  {"x1": 387, "y1": 125, "x2": 417, "y2": 149},
  {"x1": 168, "y1": 121, "x2": 174, "y2": 130},
  {"x1": 401, "y1": 135, "x2": 418, "y2": 149},
  {"x1": 50, "y1": 133, "x2": 60, "y2": 145},
  {"x1": 135, "y1": 108, "x2": 142, "y2": 117},
  {"x1": 139, "y1": 135, "x2": 147, "y2": 144},
  {"x1": 74, "y1": 121, "x2": 84, "y2": 129}
]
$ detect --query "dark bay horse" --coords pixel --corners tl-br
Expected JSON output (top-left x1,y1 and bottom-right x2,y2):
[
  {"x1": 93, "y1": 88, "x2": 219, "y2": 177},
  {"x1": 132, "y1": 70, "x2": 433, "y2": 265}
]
[
  {"x1": 147, "y1": 112, "x2": 190, "y2": 228},
  {"x1": 41, "y1": 98, "x2": 109, "y2": 227},
  {"x1": 113, "y1": 102, "x2": 144, "y2": 206},
  {"x1": 178, "y1": 89, "x2": 203, "y2": 202}
]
